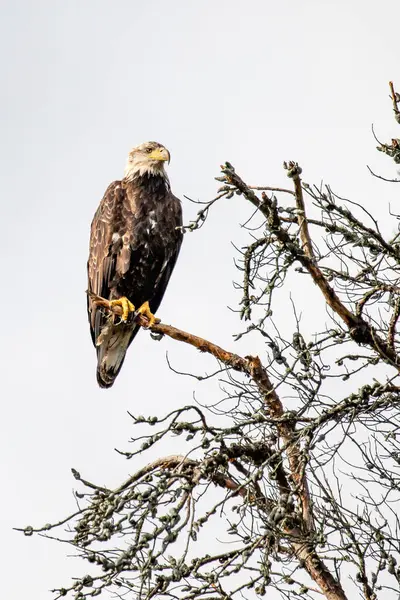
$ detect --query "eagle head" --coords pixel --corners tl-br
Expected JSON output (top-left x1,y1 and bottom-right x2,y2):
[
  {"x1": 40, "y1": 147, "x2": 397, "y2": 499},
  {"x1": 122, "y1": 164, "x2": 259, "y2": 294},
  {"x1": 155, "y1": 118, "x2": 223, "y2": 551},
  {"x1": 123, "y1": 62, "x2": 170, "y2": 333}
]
[{"x1": 124, "y1": 141, "x2": 170, "y2": 180}]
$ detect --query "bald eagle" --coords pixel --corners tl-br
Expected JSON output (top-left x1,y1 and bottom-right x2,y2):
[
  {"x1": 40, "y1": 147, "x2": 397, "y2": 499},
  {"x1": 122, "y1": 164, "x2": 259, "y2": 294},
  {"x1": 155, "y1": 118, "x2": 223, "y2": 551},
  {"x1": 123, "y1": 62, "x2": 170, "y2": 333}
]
[{"x1": 87, "y1": 142, "x2": 183, "y2": 388}]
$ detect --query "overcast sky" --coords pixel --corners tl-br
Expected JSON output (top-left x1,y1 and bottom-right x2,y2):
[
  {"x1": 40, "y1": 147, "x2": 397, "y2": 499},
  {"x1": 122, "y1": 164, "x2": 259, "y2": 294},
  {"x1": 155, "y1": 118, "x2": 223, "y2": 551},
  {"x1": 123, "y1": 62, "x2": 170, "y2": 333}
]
[{"x1": 1, "y1": 1, "x2": 400, "y2": 598}]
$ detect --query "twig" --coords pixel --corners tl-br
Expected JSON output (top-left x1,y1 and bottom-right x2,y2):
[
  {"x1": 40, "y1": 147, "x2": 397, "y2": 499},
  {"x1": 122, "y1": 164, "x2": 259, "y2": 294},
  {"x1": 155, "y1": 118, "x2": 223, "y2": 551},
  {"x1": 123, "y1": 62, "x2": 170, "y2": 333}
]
[
  {"x1": 248, "y1": 186, "x2": 295, "y2": 195},
  {"x1": 367, "y1": 165, "x2": 400, "y2": 183},
  {"x1": 389, "y1": 81, "x2": 400, "y2": 115},
  {"x1": 388, "y1": 297, "x2": 400, "y2": 350}
]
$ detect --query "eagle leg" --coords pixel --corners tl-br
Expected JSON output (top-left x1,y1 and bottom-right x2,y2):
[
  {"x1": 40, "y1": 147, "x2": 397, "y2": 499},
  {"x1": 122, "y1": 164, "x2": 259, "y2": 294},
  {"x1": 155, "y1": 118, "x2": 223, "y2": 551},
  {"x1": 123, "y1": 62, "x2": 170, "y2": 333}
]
[
  {"x1": 109, "y1": 297, "x2": 135, "y2": 322},
  {"x1": 136, "y1": 301, "x2": 160, "y2": 328}
]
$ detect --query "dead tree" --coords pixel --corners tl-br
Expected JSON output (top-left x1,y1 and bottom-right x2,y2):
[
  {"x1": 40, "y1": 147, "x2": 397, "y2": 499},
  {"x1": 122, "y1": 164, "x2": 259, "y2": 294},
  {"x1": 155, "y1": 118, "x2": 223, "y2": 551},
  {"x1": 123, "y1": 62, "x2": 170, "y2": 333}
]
[{"x1": 19, "y1": 82, "x2": 400, "y2": 600}]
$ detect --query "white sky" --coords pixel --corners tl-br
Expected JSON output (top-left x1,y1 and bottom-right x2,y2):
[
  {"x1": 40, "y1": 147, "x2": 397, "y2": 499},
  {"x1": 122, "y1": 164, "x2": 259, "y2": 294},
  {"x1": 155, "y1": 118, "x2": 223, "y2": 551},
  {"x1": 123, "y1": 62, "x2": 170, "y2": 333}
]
[{"x1": 1, "y1": 0, "x2": 400, "y2": 598}]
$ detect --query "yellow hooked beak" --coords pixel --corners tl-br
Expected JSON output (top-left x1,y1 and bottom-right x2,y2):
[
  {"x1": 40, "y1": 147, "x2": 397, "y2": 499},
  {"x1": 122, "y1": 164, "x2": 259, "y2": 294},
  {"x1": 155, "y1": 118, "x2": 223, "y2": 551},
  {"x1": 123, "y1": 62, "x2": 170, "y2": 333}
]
[{"x1": 148, "y1": 147, "x2": 170, "y2": 163}]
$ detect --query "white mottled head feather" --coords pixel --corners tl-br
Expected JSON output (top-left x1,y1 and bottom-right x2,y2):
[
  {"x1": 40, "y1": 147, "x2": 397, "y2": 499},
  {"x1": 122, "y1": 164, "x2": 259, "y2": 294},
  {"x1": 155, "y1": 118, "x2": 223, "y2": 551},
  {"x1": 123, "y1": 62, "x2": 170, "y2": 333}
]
[{"x1": 124, "y1": 141, "x2": 170, "y2": 181}]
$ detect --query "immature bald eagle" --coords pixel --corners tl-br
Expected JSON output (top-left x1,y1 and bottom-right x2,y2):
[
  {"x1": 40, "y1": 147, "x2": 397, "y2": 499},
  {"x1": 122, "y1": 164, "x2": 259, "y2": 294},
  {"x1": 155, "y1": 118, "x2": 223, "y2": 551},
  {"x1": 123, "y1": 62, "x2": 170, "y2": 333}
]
[{"x1": 87, "y1": 142, "x2": 183, "y2": 388}]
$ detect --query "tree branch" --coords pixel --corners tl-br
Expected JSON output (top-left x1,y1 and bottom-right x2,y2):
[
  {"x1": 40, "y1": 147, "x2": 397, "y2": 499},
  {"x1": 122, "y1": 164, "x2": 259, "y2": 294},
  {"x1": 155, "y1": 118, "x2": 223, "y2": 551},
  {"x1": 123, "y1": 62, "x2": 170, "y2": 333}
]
[
  {"x1": 284, "y1": 161, "x2": 315, "y2": 260},
  {"x1": 389, "y1": 80, "x2": 400, "y2": 117},
  {"x1": 84, "y1": 293, "x2": 348, "y2": 596},
  {"x1": 220, "y1": 164, "x2": 400, "y2": 369},
  {"x1": 89, "y1": 292, "x2": 314, "y2": 520}
]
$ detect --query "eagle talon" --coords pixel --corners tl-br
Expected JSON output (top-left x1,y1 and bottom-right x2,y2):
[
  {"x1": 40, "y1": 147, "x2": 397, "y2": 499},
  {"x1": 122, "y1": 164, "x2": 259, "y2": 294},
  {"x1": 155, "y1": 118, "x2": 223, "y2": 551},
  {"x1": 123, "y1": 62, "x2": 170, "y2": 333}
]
[
  {"x1": 135, "y1": 301, "x2": 159, "y2": 328},
  {"x1": 109, "y1": 297, "x2": 135, "y2": 322}
]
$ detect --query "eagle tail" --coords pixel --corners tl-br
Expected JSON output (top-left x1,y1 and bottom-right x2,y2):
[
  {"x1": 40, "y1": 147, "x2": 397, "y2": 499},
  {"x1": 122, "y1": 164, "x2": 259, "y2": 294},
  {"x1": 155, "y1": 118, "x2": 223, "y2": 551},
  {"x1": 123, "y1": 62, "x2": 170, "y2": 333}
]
[{"x1": 96, "y1": 324, "x2": 138, "y2": 388}]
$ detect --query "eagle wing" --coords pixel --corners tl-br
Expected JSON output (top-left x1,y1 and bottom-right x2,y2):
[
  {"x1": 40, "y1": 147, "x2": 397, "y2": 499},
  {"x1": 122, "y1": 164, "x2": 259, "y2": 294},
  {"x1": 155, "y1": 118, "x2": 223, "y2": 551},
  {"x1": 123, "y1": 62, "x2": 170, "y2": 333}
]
[{"x1": 87, "y1": 181, "x2": 126, "y2": 344}]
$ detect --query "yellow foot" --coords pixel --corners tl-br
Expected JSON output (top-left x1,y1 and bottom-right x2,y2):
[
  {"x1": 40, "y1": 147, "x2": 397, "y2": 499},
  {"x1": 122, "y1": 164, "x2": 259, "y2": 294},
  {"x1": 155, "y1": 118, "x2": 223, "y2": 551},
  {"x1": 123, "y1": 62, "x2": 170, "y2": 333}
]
[
  {"x1": 109, "y1": 297, "x2": 135, "y2": 322},
  {"x1": 136, "y1": 301, "x2": 160, "y2": 328}
]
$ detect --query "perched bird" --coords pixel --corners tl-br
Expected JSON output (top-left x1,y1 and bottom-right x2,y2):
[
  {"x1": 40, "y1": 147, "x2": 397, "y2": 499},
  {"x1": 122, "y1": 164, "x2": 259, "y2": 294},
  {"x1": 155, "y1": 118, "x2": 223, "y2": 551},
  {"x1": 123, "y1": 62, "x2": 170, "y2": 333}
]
[{"x1": 87, "y1": 142, "x2": 183, "y2": 388}]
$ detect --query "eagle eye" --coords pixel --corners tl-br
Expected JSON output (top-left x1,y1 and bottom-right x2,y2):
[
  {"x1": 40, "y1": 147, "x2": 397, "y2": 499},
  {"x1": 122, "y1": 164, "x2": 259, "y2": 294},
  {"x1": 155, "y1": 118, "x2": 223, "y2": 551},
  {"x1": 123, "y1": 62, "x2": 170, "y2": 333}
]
[{"x1": 146, "y1": 147, "x2": 153, "y2": 153}]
